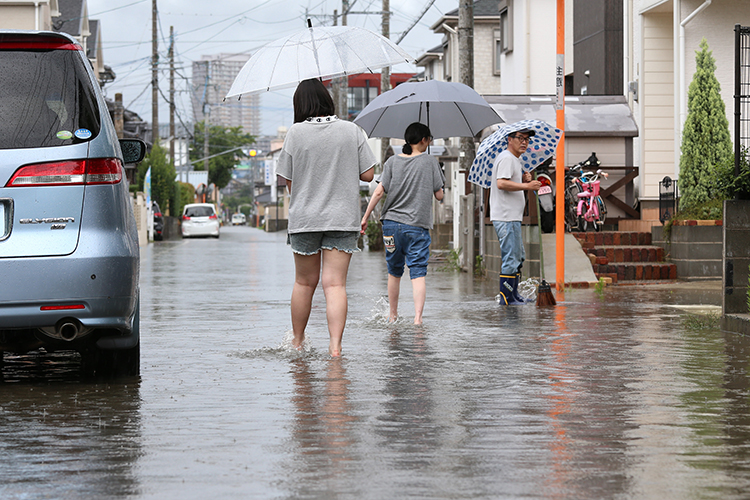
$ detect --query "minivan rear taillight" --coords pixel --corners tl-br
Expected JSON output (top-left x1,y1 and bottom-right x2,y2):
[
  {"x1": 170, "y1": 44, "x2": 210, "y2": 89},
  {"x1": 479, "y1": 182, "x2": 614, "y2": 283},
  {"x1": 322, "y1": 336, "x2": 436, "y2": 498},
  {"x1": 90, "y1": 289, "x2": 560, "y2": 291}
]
[
  {"x1": 0, "y1": 33, "x2": 81, "y2": 51},
  {"x1": 6, "y1": 158, "x2": 123, "y2": 187}
]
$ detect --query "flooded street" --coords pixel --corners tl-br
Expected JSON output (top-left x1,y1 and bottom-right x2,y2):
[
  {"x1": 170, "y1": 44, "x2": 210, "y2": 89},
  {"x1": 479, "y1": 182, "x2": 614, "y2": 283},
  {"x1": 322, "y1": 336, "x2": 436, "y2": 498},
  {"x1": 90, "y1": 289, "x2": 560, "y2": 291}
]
[{"x1": 3, "y1": 226, "x2": 750, "y2": 499}]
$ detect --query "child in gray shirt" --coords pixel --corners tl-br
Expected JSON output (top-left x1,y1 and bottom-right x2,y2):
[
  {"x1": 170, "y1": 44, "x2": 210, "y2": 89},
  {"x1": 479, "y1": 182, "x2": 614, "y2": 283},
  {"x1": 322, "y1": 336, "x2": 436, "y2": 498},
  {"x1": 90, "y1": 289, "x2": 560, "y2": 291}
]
[{"x1": 361, "y1": 122, "x2": 444, "y2": 325}]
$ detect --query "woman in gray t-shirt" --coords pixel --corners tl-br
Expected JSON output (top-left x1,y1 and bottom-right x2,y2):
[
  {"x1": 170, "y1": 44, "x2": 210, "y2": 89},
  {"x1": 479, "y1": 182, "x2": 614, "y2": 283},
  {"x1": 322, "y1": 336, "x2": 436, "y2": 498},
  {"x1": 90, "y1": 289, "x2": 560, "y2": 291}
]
[
  {"x1": 360, "y1": 122, "x2": 444, "y2": 325},
  {"x1": 276, "y1": 79, "x2": 376, "y2": 356}
]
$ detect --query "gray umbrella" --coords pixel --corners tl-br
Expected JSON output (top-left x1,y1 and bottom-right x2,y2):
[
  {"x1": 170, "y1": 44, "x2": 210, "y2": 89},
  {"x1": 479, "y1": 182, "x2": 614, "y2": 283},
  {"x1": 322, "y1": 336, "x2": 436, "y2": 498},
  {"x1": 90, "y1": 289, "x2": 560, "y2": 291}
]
[{"x1": 353, "y1": 80, "x2": 503, "y2": 139}]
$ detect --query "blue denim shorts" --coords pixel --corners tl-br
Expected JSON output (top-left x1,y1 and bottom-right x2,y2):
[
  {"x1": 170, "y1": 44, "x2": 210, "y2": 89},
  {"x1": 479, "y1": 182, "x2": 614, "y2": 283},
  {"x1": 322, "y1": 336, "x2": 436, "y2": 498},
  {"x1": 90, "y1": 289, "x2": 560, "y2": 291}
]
[
  {"x1": 382, "y1": 220, "x2": 431, "y2": 279},
  {"x1": 287, "y1": 231, "x2": 360, "y2": 255}
]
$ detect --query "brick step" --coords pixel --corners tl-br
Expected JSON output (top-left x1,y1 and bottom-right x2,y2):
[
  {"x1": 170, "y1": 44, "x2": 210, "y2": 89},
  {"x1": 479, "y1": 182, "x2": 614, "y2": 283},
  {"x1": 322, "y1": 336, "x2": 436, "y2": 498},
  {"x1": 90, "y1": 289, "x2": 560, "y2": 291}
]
[
  {"x1": 587, "y1": 246, "x2": 665, "y2": 263},
  {"x1": 572, "y1": 231, "x2": 652, "y2": 246},
  {"x1": 594, "y1": 262, "x2": 677, "y2": 283}
]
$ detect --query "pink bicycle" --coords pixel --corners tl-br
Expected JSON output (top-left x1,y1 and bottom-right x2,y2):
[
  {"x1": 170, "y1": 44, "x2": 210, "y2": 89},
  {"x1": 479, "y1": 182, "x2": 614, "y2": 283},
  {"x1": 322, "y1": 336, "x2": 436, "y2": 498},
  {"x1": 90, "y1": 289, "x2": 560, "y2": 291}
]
[{"x1": 576, "y1": 169, "x2": 608, "y2": 232}]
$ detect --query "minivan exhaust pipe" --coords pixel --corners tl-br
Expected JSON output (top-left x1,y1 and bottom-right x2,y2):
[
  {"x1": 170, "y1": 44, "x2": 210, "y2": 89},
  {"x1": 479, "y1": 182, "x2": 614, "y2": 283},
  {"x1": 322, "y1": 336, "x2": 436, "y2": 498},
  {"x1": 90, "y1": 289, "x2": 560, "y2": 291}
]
[{"x1": 57, "y1": 319, "x2": 81, "y2": 341}]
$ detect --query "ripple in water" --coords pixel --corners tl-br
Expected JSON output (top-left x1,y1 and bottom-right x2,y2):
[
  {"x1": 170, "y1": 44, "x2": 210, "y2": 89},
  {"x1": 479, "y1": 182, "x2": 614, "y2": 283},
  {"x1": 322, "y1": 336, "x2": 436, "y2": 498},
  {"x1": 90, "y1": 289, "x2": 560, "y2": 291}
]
[{"x1": 230, "y1": 329, "x2": 318, "y2": 360}]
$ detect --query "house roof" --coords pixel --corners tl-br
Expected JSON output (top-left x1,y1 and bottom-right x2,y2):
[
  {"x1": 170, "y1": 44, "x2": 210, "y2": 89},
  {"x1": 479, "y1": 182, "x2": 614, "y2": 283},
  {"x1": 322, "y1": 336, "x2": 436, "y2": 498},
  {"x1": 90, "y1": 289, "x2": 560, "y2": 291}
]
[
  {"x1": 445, "y1": 0, "x2": 501, "y2": 18},
  {"x1": 53, "y1": 0, "x2": 84, "y2": 35},
  {"x1": 432, "y1": 0, "x2": 500, "y2": 29},
  {"x1": 482, "y1": 95, "x2": 638, "y2": 138},
  {"x1": 86, "y1": 19, "x2": 98, "y2": 59},
  {"x1": 415, "y1": 44, "x2": 444, "y2": 66}
]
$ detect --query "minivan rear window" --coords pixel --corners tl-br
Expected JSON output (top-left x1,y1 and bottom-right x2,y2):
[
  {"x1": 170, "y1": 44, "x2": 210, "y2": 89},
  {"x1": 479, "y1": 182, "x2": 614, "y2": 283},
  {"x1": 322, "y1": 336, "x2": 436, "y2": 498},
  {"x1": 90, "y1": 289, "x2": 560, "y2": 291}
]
[
  {"x1": 185, "y1": 206, "x2": 215, "y2": 217},
  {"x1": 0, "y1": 38, "x2": 101, "y2": 150}
]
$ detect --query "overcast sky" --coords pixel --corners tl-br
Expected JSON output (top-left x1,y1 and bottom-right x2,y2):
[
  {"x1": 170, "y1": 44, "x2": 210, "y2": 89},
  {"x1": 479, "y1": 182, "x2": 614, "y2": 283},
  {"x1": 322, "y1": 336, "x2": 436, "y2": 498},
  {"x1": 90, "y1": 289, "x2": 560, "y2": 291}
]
[{"x1": 86, "y1": 0, "x2": 459, "y2": 137}]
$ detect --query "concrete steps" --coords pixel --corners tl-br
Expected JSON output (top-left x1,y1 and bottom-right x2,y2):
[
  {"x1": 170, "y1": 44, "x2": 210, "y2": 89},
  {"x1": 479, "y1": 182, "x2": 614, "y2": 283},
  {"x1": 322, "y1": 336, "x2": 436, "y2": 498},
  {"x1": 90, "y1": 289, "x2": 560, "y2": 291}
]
[{"x1": 572, "y1": 231, "x2": 677, "y2": 284}]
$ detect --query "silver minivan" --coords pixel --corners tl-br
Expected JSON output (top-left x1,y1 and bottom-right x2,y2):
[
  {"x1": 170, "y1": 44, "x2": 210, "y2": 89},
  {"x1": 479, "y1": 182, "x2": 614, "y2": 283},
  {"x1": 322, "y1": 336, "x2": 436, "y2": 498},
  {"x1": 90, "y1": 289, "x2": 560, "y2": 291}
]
[{"x1": 0, "y1": 31, "x2": 146, "y2": 377}]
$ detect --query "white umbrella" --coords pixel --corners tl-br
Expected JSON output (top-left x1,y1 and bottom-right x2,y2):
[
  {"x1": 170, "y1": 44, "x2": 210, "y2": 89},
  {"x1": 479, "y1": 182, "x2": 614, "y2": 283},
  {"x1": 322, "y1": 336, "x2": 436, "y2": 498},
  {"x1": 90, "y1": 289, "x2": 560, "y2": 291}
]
[
  {"x1": 225, "y1": 24, "x2": 415, "y2": 98},
  {"x1": 353, "y1": 80, "x2": 502, "y2": 139},
  {"x1": 467, "y1": 119, "x2": 563, "y2": 189}
]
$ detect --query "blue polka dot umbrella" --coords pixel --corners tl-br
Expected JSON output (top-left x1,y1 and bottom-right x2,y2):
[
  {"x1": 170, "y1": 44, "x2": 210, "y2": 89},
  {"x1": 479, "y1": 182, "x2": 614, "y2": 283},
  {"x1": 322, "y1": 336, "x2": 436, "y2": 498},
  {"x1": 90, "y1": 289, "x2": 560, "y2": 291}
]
[{"x1": 467, "y1": 119, "x2": 563, "y2": 189}]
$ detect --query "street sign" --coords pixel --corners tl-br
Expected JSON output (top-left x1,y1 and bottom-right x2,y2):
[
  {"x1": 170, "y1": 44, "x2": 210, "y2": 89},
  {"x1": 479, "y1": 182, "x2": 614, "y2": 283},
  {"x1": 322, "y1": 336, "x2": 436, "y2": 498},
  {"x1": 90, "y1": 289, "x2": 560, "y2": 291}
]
[
  {"x1": 555, "y1": 54, "x2": 564, "y2": 111},
  {"x1": 264, "y1": 161, "x2": 273, "y2": 186}
]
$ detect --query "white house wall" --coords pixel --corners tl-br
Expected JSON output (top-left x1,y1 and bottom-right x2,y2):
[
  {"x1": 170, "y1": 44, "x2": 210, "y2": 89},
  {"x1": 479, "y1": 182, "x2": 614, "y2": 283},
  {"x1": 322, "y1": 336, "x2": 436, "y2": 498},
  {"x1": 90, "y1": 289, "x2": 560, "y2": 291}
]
[
  {"x1": 528, "y1": 0, "x2": 558, "y2": 94},
  {"x1": 632, "y1": 0, "x2": 750, "y2": 205},
  {"x1": 500, "y1": 0, "x2": 572, "y2": 95},
  {"x1": 641, "y1": 12, "x2": 674, "y2": 199},
  {"x1": 0, "y1": 5, "x2": 39, "y2": 29}
]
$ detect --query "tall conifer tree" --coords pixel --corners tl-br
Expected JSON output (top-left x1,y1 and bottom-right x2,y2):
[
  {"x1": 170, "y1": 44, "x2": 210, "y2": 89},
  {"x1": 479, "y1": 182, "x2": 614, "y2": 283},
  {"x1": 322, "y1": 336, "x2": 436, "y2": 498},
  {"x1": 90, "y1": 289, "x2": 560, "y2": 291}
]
[{"x1": 679, "y1": 39, "x2": 732, "y2": 210}]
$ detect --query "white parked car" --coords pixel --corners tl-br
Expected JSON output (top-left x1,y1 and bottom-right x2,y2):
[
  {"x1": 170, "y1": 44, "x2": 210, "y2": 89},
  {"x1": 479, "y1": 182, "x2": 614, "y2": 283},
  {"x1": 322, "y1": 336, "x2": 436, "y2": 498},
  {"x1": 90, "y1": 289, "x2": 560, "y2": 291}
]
[
  {"x1": 181, "y1": 203, "x2": 220, "y2": 238},
  {"x1": 231, "y1": 213, "x2": 246, "y2": 225}
]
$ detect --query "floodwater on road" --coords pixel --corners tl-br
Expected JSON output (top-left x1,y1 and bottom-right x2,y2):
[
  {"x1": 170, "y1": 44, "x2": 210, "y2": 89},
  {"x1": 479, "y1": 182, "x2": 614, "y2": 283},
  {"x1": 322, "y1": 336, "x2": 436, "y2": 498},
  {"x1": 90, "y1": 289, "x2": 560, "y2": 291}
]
[{"x1": 2, "y1": 225, "x2": 750, "y2": 499}]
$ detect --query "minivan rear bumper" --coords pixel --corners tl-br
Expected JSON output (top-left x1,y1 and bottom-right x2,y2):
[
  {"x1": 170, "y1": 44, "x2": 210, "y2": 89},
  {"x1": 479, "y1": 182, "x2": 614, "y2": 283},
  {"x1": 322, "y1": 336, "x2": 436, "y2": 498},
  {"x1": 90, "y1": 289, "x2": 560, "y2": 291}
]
[{"x1": 0, "y1": 253, "x2": 137, "y2": 330}]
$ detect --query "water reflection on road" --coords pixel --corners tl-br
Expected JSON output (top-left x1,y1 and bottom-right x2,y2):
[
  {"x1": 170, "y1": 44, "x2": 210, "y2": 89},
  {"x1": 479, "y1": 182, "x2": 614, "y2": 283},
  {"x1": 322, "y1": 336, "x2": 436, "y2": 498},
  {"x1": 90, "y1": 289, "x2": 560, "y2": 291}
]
[{"x1": 3, "y1": 226, "x2": 750, "y2": 499}]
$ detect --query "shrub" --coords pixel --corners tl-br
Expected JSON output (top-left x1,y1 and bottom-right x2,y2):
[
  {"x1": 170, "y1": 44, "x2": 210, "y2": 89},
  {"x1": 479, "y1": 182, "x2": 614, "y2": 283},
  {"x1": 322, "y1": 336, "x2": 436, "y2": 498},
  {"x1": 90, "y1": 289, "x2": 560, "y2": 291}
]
[{"x1": 679, "y1": 39, "x2": 732, "y2": 211}]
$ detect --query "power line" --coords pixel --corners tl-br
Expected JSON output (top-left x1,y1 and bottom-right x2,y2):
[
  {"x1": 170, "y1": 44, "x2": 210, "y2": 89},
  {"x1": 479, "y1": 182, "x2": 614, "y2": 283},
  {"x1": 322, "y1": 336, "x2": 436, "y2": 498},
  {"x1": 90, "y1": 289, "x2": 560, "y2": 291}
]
[{"x1": 396, "y1": 0, "x2": 437, "y2": 44}]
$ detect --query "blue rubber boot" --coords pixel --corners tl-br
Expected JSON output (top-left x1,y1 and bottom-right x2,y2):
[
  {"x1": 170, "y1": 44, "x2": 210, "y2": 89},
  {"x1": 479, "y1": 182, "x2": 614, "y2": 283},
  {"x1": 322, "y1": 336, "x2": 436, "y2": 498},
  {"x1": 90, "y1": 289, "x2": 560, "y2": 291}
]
[{"x1": 499, "y1": 275, "x2": 524, "y2": 305}]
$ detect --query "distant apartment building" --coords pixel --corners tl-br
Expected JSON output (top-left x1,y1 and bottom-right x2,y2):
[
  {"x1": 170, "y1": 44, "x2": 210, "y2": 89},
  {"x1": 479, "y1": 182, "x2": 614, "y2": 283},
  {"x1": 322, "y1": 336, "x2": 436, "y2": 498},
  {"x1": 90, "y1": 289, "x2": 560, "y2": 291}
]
[{"x1": 192, "y1": 54, "x2": 260, "y2": 136}]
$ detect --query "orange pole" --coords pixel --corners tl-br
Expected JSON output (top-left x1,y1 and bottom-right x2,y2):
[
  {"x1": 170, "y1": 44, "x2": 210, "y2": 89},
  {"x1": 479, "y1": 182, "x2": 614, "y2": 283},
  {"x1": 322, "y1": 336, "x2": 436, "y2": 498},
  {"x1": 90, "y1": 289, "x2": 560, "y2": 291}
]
[{"x1": 555, "y1": 0, "x2": 566, "y2": 292}]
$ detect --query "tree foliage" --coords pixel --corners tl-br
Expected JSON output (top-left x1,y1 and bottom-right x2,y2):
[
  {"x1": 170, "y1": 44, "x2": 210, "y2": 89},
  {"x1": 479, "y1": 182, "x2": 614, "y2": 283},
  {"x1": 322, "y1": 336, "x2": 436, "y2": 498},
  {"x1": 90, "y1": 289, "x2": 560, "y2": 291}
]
[
  {"x1": 679, "y1": 38, "x2": 732, "y2": 210},
  {"x1": 137, "y1": 143, "x2": 177, "y2": 215},
  {"x1": 222, "y1": 182, "x2": 255, "y2": 215},
  {"x1": 190, "y1": 122, "x2": 254, "y2": 190}
]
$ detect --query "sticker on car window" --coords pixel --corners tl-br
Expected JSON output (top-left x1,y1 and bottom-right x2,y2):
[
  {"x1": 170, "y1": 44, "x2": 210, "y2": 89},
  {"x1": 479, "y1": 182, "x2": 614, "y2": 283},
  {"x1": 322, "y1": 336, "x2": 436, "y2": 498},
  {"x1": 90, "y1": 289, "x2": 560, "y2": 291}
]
[
  {"x1": 56, "y1": 130, "x2": 73, "y2": 140},
  {"x1": 74, "y1": 128, "x2": 92, "y2": 140}
]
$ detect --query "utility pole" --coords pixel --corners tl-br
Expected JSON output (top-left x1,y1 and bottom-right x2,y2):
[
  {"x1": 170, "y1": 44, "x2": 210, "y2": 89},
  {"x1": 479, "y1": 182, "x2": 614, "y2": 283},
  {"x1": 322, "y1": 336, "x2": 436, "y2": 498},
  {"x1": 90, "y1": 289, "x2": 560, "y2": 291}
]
[
  {"x1": 380, "y1": 0, "x2": 390, "y2": 166},
  {"x1": 169, "y1": 26, "x2": 175, "y2": 168},
  {"x1": 339, "y1": 0, "x2": 349, "y2": 120},
  {"x1": 458, "y1": 0, "x2": 475, "y2": 271},
  {"x1": 331, "y1": 9, "x2": 341, "y2": 118},
  {"x1": 555, "y1": 0, "x2": 566, "y2": 292},
  {"x1": 169, "y1": 26, "x2": 177, "y2": 212},
  {"x1": 151, "y1": 0, "x2": 159, "y2": 145},
  {"x1": 203, "y1": 61, "x2": 210, "y2": 181}
]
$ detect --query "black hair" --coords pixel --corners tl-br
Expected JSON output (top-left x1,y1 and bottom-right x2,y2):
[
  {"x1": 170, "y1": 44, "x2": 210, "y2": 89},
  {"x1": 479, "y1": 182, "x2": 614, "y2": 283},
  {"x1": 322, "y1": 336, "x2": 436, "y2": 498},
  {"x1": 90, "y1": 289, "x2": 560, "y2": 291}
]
[
  {"x1": 402, "y1": 122, "x2": 432, "y2": 155},
  {"x1": 293, "y1": 78, "x2": 336, "y2": 123}
]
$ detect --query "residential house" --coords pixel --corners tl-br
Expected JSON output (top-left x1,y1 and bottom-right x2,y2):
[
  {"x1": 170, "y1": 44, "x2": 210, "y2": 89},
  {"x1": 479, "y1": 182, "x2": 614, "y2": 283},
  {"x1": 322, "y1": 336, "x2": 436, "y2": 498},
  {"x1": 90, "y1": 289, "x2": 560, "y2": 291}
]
[
  {"x1": 323, "y1": 73, "x2": 416, "y2": 120},
  {"x1": 0, "y1": 0, "x2": 58, "y2": 30},
  {"x1": 414, "y1": 45, "x2": 444, "y2": 82},
  {"x1": 418, "y1": 0, "x2": 645, "y2": 278},
  {"x1": 627, "y1": 0, "x2": 750, "y2": 223}
]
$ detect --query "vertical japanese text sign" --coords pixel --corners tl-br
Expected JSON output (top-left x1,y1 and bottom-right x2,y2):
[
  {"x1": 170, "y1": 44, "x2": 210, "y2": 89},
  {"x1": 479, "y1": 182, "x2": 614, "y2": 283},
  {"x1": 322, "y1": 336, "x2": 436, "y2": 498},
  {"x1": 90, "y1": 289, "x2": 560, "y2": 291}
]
[{"x1": 555, "y1": 55, "x2": 565, "y2": 111}]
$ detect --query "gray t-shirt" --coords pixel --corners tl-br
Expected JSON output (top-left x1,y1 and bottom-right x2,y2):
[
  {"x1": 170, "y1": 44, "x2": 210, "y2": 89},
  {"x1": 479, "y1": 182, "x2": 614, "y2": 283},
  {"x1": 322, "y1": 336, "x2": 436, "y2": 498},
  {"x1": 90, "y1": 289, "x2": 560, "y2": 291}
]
[
  {"x1": 276, "y1": 116, "x2": 376, "y2": 233},
  {"x1": 489, "y1": 149, "x2": 526, "y2": 222},
  {"x1": 380, "y1": 153, "x2": 445, "y2": 230}
]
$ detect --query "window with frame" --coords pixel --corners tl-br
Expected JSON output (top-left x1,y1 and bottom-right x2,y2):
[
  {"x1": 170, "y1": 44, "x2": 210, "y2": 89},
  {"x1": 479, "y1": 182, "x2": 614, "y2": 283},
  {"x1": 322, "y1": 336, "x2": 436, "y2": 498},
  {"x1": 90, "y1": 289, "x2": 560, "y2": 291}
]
[
  {"x1": 494, "y1": 29, "x2": 503, "y2": 75},
  {"x1": 498, "y1": 0, "x2": 513, "y2": 53}
]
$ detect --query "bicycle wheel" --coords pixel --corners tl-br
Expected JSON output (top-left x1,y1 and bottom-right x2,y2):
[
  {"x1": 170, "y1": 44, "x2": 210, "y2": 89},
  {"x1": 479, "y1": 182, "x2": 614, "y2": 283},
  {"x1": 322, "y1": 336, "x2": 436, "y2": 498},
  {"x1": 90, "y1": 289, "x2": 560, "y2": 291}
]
[
  {"x1": 595, "y1": 195, "x2": 607, "y2": 224},
  {"x1": 578, "y1": 214, "x2": 588, "y2": 232},
  {"x1": 577, "y1": 197, "x2": 590, "y2": 232},
  {"x1": 564, "y1": 183, "x2": 582, "y2": 232}
]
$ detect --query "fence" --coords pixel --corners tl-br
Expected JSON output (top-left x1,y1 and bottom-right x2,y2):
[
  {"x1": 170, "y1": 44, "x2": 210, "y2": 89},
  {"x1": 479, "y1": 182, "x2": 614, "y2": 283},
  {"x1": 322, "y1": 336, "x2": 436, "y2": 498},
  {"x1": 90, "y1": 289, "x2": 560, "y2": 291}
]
[
  {"x1": 659, "y1": 176, "x2": 678, "y2": 223},
  {"x1": 735, "y1": 25, "x2": 750, "y2": 176}
]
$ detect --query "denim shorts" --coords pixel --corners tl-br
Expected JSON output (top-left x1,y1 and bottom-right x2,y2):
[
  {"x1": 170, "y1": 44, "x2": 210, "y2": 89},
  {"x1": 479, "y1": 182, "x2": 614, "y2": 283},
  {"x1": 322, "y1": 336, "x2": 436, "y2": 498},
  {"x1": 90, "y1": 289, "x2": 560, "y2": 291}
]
[
  {"x1": 382, "y1": 220, "x2": 431, "y2": 279},
  {"x1": 287, "y1": 231, "x2": 360, "y2": 255}
]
